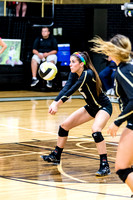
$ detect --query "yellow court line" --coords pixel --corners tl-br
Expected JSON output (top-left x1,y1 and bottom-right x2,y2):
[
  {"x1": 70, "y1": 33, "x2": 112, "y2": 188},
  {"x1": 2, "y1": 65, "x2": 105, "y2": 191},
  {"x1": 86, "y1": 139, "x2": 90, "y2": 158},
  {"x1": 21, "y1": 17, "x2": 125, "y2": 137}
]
[
  {"x1": 57, "y1": 161, "x2": 87, "y2": 183},
  {"x1": 76, "y1": 142, "x2": 117, "y2": 153}
]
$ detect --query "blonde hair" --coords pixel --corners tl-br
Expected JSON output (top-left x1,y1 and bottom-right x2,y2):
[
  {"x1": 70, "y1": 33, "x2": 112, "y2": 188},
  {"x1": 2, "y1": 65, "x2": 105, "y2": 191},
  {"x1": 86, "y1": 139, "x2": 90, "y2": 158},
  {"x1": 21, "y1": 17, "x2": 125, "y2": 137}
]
[{"x1": 89, "y1": 34, "x2": 132, "y2": 63}]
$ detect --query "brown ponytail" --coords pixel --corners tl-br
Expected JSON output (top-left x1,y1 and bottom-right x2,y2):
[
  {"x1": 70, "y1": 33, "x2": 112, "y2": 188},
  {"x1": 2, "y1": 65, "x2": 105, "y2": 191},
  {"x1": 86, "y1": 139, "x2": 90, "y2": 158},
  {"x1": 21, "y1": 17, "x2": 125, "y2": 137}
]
[{"x1": 72, "y1": 51, "x2": 102, "y2": 96}]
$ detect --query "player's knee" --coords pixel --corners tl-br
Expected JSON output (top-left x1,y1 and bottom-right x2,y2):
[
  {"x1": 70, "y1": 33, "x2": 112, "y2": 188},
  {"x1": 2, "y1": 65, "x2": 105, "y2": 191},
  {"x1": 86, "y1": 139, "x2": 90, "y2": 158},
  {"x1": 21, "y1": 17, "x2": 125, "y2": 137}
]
[
  {"x1": 116, "y1": 168, "x2": 133, "y2": 183},
  {"x1": 92, "y1": 132, "x2": 104, "y2": 143},
  {"x1": 58, "y1": 125, "x2": 69, "y2": 137},
  {"x1": 91, "y1": 124, "x2": 101, "y2": 133}
]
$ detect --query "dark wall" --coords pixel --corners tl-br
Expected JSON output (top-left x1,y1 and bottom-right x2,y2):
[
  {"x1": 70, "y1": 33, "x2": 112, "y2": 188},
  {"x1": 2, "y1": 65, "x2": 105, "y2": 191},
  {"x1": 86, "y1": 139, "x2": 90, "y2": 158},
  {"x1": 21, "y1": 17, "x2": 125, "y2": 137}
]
[
  {"x1": 108, "y1": 4, "x2": 133, "y2": 42},
  {"x1": 54, "y1": 5, "x2": 94, "y2": 52},
  {"x1": 2, "y1": 4, "x2": 132, "y2": 65},
  {"x1": 0, "y1": 3, "x2": 133, "y2": 89}
]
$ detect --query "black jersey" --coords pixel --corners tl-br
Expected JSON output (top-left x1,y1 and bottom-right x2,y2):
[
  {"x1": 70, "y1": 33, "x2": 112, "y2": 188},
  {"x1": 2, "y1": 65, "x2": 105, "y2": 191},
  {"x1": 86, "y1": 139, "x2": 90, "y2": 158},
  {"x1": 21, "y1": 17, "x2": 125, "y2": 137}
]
[
  {"x1": 33, "y1": 35, "x2": 58, "y2": 53},
  {"x1": 114, "y1": 61, "x2": 133, "y2": 127},
  {"x1": 55, "y1": 69, "x2": 110, "y2": 110}
]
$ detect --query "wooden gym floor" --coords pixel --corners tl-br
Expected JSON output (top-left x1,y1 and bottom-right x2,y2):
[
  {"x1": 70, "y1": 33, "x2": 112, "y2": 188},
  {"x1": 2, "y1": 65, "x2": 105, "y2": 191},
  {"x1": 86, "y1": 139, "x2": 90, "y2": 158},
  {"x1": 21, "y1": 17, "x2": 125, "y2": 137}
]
[{"x1": 0, "y1": 90, "x2": 131, "y2": 200}]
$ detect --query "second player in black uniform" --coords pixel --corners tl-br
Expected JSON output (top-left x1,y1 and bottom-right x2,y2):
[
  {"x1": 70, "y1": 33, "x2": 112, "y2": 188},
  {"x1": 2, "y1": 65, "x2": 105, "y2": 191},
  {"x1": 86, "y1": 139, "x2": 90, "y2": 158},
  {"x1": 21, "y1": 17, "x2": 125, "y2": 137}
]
[{"x1": 90, "y1": 34, "x2": 133, "y2": 196}]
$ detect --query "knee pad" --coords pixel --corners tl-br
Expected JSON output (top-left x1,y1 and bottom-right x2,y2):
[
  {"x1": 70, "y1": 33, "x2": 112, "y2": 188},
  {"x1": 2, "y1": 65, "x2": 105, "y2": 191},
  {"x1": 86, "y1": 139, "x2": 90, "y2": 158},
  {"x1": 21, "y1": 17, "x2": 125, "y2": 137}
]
[
  {"x1": 58, "y1": 126, "x2": 69, "y2": 137},
  {"x1": 116, "y1": 168, "x2": 133, "y2": 182},
  {"x1": 92, "y1": 132, "x2": 104, "y2": 143}
]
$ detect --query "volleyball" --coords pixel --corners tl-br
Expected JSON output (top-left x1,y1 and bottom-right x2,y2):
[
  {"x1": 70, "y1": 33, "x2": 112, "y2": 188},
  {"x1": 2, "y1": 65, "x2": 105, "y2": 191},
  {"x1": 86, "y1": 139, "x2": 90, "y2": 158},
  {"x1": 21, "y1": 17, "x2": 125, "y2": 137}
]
[{"x1": 38, "y1": 61, "x2": 57, "y2": 80}]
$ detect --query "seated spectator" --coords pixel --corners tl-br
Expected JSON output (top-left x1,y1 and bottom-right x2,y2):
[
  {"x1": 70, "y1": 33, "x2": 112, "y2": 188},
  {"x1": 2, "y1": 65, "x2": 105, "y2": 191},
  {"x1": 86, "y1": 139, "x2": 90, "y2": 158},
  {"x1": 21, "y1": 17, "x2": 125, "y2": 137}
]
[
  {"x1": 16, "y1": 2, "x2": 27, "y2": 17},
  {"x1": 30, "y1": 27, "x2": 58, "y2": 88},
  {"x1": 99, "y1": 56, "x2": 117, "y2": 96}
]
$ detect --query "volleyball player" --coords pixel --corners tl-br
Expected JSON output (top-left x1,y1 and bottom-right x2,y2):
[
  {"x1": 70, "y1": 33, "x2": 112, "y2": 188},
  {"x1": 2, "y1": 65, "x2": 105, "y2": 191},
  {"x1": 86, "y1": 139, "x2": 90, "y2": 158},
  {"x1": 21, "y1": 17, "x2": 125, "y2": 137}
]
[
  {"x1": 41, "y1": 51, "x2": 112, "y2": 177},
  {"x1": 90, "y1": 34, "x2": 133, "y2": 197}
]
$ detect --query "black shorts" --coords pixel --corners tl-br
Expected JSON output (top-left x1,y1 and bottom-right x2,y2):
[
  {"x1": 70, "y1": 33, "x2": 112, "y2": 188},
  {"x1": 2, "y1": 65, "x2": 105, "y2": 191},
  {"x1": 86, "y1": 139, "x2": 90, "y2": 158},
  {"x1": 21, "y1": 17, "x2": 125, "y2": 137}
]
[
  {"x1": 84, "y1": 103, "x2": 112, "y2": 118},
  {"x1": 126, "y1": 119, "x2": 133, "y2": 130}
]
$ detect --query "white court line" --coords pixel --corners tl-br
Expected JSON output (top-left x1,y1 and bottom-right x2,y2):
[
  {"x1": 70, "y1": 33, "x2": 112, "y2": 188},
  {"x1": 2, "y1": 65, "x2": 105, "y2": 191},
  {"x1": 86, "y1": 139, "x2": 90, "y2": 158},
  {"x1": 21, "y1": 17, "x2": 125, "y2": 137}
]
[
  {"x1": 0, "y1": 149, "x2": 34, "y2": 152},
  {"x1": 0, "y1": 123, "x2": 119, "y2": 145},
  {"x1": 0, "y1": 123, "x2": 57, "y2": 135},
  {"x1": 0, "y1": 123, "x2": 77, "y2": 139},
  {"x1": 0, "y1": 152, "x2": 38, "y2": 159},
  {"x1": 0, "y1": 95, "x2": 83, "y2": 102}
]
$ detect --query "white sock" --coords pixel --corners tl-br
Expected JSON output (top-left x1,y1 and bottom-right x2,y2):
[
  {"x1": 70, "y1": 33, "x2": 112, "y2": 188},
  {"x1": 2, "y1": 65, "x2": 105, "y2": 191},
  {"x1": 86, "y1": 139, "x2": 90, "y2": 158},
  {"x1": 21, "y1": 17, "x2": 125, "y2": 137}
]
[{"x1": 32, "y1": 77, "x2": 37, "y2": 80}]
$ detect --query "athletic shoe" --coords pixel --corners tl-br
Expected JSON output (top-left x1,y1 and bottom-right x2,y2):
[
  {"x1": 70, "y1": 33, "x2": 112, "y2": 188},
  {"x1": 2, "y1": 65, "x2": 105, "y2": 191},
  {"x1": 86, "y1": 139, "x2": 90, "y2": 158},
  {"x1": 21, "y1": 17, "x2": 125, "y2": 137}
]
[
  {"x1": 110, "y1": 88, "x2": 115, "y2": 96},
  {"x1": 106, "y1": 89, "x2": 112, "y2": 95},
  {"x1": 96, "y1": 162, "x2": 111, "y2": 176},
  {"x1": 30, "y1": 79, "x2": 39, "y2": 87},
  {"x1": 46, "y1": 80, "x2": 52, "y2": 88},
  {"x1": 41, "y1": 151, "x2": 60, "y2": 164}
]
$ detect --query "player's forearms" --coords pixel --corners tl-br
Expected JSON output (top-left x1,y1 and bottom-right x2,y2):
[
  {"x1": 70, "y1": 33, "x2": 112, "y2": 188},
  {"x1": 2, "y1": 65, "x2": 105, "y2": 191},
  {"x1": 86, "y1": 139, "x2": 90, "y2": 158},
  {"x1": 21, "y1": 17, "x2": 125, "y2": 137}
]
[{"x1": 56, "y1": 99, "x2": 63, "y2": 107}]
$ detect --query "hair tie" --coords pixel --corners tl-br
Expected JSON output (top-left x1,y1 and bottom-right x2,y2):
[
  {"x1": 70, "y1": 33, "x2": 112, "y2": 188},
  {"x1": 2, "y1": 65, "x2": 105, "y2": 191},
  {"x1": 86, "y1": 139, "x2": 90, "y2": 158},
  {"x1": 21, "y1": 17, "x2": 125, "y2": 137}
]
[{"x1": 73, "y1": 52, "x2": 86, "y2": 65}]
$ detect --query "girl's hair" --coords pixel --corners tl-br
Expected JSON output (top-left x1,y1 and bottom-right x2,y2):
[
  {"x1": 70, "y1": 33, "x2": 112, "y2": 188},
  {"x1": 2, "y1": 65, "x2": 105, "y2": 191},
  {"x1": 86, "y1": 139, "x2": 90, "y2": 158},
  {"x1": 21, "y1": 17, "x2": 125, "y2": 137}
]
[
  {"x1": 72, "y1": 51, "x2": 102, "y2": 96},
  {"x1": 89, "y1": 34, "x2": 132, "y2": 62}
]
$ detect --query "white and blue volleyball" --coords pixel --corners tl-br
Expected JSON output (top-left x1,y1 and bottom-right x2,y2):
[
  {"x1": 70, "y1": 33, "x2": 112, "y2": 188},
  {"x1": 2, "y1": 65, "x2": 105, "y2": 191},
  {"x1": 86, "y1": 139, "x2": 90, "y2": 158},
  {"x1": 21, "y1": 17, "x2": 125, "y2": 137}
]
[{"x1": 38, "y1": 62, "x2": 57, "y2": 80}]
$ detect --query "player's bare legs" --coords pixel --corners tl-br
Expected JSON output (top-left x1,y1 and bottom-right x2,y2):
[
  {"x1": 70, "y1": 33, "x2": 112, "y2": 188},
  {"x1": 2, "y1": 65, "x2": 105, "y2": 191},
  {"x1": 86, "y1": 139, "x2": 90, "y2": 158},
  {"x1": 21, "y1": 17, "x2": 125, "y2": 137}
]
[
  {"x1": 115, "y1": 128, "x2": 133, "y2": 192},
  {"x1": 42, "y1": 107, "x2": 111, "y2": 176}
]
